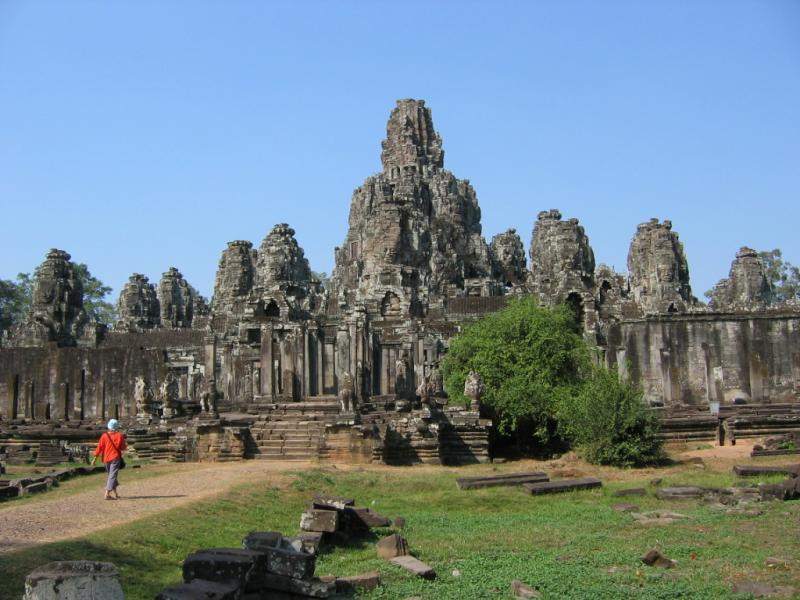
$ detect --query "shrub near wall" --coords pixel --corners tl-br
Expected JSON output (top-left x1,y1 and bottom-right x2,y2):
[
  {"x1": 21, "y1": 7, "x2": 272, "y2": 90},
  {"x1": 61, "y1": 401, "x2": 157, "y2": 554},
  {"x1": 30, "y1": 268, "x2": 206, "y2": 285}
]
[
  {"x1": 558, "y1": 366, "x2": 664, "y2": 467},
  {"x1": 442, "y1": 297, "x2": 664, "y2": 466},
  {"x1": 442, "y1": 297, "x2": 589, "y2": 446}
]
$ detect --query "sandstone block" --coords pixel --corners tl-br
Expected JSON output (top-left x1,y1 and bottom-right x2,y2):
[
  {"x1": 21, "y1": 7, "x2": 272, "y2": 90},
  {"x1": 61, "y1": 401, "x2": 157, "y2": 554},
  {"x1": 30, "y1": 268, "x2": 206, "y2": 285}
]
[
  {"x1": 242, "y1": 531, "x2": 315, "y2": 579},
  {"x1": 511, "y1": 579, "x2": 542, "y2": 598},
  {"x1": 183, "y1": 548, "x2": 266, "y2": 589},
  {"x1": 376, "y1": 533, "x2": 409, "y2": 559},
  {"x1": 300, "y1": 509, "x2": 338, "y2": 533},
  {"x1": 336, "y1": 571, "x2": 381, "y2": 593},
  {"x1": 640, "y1": 549, "x2": 677, "y2": 568},
  {"x1": 388, "y1": 555, "x2": 436, "y2": 579},
  {"x1": 24, "y1": 561, "x2": 123, "y2": 600}
]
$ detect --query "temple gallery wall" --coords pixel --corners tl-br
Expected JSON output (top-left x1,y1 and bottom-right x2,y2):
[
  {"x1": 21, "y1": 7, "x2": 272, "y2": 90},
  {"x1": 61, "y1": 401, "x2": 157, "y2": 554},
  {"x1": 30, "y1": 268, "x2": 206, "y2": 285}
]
[{"x1": 1, "y1": 99, "x2": 798, "y2": 464}]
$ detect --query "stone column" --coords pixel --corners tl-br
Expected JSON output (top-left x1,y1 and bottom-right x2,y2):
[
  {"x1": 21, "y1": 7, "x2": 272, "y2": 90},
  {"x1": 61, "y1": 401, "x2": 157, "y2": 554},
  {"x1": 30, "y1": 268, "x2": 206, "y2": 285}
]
[
  {"x1": 380, "y1": 346, "x2": 389, "y2": 395},
  {"x1": 315, "y1": 330, "x2": 324, "y2": 396},
  {"x1": 203, "y1": 335, "x2": 216, "y2": 381},
  {"x1": 660, "y1": 349, "x2": 673, "y2": 405},
  {"x1": 303, "y1": 327, "x2": 310, "y2": 399},
  {"x1": 261, "y1": 324, "x2": 273, "y2": 398}
]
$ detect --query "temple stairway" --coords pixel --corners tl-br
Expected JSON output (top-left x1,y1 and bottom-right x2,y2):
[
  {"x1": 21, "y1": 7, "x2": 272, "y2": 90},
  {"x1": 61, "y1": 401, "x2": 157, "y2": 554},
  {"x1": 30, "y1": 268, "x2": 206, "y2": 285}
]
[{"x1": 245, "y1": 398, "x2": 341, "y2": 460}]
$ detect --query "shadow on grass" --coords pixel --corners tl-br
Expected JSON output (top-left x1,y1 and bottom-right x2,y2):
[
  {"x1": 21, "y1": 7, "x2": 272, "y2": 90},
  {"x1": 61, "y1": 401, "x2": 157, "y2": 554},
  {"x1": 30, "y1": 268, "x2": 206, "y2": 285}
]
[
  {"x1": 0, "y1": 539, "x2": 154, "y2": 600},
  {"x1": 121, "y1": 494, "x2": 187, "y2": 500},
  {"x1": 317, "y1": 529, "x2": 381, "y2": 556}
]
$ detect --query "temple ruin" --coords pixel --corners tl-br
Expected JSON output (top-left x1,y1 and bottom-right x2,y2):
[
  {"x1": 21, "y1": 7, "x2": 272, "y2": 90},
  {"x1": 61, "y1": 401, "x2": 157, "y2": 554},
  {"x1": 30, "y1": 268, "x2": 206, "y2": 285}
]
[{"x1": 1, "y1": 99, "x2": 798, "y2": 463}]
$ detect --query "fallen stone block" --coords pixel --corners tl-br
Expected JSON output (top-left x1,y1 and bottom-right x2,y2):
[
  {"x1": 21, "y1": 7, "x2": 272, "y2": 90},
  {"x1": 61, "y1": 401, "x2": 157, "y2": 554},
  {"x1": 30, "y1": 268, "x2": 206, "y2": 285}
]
[
  {"x1": 0, "y1": 485, "x2": 19, "y2": 499},
  {"x1": 733, "y1": 464, "x2": 800, "y2": 477},
  {"x1": 388, "y1": 555, "x2": 436, "y2": 579},
  {"x1": 511, "y1": 579, "x2": 542, "y2": 598},
  {"x1": 640, "y1": 549, "x2": 677, "y2": 568},
  {"x1": 311, "y1": 494, "x2": 354, "y2": 510},
  {"x1": 156, "y1": 578, "x2": 241, "y2": 600},
  {"x1": 24, "y1": 561, "x2": 124, "y2": 600},
  {"x1": 523, "y1": 477, "x2": 602, "y2": 495},
  {"x1": 261, "y1": 573, "x2": 334, "y2": 598},
  {"x1": 376, "y1": 533, "x2": 409, "y2": 559},
  {"x1": 343, "y1": 506, "x2": 391, "y2": 528},
  {"x1": 759, "y1": 477, "x2": 800, "y2": 501},
  {"x1": 300, "y1": 509, "x2": 338, "y2": 533},
  {"x1": 183, "y1": 548, "x2": 266, "y2": 590},
  {"x1": 336, "y1": 571, "x2": 381, "y2": 593},
  {"x1": 289, "y1": 532, "x2": 324, "y2": 555},
  {"x1": 613, "y1": 488, "x2": 646, "y2": 497},
  {"x1": 654, "y1": 486, "x2": 729, "y2": 500},
  {"x1": 242, "y1": 532, "x2": 315, "y2": 580},
  {"x1": 456, "y1": 471, "x2": 549, "y2": 490},
  {"x1": 649, "y1": 478, "x2": 663, "y2": 486},
  {"x1": 751, "y1": 448, "x2": 800, "y2": 457},
  {"x1": 23, "y1": 482, "x2": 49, "y2": 495}
]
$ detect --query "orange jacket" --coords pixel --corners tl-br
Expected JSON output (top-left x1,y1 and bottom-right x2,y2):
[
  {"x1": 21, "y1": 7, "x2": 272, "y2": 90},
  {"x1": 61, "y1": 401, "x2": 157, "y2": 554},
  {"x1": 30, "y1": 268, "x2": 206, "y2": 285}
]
[{"x1": 94, "y1": 431, "x2": 127, "y2": 463}]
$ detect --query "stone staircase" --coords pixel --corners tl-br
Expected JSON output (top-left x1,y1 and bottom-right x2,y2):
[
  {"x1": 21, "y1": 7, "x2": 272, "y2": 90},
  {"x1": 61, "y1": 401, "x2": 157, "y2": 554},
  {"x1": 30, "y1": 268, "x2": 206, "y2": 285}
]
[
  {"x1": 245, "y1": 400, "x2": 341, "y2": 461},
  {"x1": 127, "y1": 429, "x2": 186, "y2": 462}
]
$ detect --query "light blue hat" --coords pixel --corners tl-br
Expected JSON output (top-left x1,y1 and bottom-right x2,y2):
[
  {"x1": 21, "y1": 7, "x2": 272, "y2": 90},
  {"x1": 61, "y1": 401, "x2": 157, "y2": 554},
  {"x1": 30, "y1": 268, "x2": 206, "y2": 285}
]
[{"x1": 107, "y1": 419, "x2": 120, "y2": 431}]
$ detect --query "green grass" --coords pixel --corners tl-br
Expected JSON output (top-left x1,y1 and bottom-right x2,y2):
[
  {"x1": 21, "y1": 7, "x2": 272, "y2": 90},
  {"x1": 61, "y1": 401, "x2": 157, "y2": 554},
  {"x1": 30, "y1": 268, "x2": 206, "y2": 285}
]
[{"x1": 1, "y1": 464, "x2": 798, "y2": 599}]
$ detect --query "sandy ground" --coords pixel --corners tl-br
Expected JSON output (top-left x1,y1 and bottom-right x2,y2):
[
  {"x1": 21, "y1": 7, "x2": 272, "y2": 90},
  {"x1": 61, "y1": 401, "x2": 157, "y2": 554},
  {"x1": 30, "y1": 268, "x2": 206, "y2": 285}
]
[{"x1": 0, "y1": 460, "x2": 309, "y2": 555}]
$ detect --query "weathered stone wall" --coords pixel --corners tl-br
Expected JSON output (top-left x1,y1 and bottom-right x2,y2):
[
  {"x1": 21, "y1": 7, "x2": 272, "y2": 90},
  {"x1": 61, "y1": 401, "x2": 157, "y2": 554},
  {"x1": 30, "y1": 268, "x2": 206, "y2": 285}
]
[
  {"x1": 0, "y1": 330, "x2": 204, "y2": 421},
  {"x1": 612, "y1": 313, "x2": 800, "y2": 406}
]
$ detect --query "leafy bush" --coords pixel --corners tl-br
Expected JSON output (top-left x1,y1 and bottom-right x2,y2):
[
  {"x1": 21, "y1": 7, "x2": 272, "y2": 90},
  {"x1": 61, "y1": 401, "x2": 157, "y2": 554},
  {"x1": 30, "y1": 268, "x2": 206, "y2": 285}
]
[
  {"x1": 441, "y1": 296, "x2": 664, "y2": 466},
  {"x1": 558, "y1": 366, "x2": 664, "y2": 467},
  {"x1": 441, "y1": 297, "x2": 590, "y2": 445}
]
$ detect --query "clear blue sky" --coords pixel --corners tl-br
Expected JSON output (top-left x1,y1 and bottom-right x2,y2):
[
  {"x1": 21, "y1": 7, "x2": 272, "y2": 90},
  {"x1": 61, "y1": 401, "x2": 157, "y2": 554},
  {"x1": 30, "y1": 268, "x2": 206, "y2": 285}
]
[{"x1": 1, "y1": 1, "x2": 798, "y2": 301}]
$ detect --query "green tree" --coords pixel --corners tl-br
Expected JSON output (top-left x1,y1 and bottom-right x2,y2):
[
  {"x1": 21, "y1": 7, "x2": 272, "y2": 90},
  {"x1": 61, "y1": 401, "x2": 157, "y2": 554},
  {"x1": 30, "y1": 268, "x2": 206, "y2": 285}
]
[
  {"x1": 758, "y1": 249, "x2": 800, "y2": 303},
  {"x1": 73, "y1": 263, "x2": 116, "y2": 324},
  {"x1": 0, "y1": 273, "x2": 33, "y2": 337},
  {"x1": 557, "y1": 366, "x2": 664, "y2": 467},
  {"x1": 441, "y1": 297, "x2": 590, "y2": 445}
]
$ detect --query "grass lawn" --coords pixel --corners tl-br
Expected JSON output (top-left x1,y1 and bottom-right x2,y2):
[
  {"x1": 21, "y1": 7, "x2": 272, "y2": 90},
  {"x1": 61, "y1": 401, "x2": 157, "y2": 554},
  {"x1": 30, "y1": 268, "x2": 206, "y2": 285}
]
[{"x1": 1, "y1": 455, "x2": 798, "y2": 599}]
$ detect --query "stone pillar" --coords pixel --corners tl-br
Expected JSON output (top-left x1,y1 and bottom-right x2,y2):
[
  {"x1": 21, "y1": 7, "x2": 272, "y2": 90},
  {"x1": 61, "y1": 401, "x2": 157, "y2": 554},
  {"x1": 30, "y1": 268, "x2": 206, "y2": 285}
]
[
  {"x1": 24, "y1": 561, "x2": 124, "y2": 600},
  {"x1": 380, "y1": 346, "x2": 389, "y2": 395},
  {"x1": 260, "y1": 324, "x2": 273, "y2": 397},
  {"x1": 660, "y1": 349, "x2": 673, "y2": 405},
  {"x1": 315, "y1": 329, "x2": 324, "y2": 396},
  {"x1": 303, "y1": 327, "x2": 310, "y2": 399},
  {"x1": 204, "y1": 334, "x2": 217, "y2": 394}
]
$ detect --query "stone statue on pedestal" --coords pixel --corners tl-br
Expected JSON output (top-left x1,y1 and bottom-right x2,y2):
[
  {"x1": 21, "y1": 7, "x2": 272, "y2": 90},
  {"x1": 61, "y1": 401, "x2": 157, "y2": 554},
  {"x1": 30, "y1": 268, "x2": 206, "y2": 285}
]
[
  {"x1": 339, "y1": 371, "x2": 355, "y2": 413},
  {"x1": 464, "y1": 370, "x2": 485, "y2": 412},
  {"x1": 134, "y1": 376, "x2": 153, "y2": 421}
]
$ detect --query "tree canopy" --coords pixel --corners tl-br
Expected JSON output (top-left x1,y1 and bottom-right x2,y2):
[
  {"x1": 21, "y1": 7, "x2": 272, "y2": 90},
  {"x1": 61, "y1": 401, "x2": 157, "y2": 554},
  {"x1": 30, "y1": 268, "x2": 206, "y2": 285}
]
[{"x1": 758, "y1": 249, "x2": 799, "y2": 303}]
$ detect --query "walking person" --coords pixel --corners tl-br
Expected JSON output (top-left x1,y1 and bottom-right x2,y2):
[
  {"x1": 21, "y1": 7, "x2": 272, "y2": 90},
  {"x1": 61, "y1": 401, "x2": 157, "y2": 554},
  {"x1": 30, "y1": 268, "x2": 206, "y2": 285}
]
[{"x1": 91, "y1": 418, "x2": 127, "y2": 500}]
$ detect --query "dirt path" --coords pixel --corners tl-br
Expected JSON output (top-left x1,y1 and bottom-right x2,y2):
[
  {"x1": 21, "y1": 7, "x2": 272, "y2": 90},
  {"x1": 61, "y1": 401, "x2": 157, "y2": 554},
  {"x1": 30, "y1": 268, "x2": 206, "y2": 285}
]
[{"x1": 0, "y1": 460, "x2": 310, "y2": 555}]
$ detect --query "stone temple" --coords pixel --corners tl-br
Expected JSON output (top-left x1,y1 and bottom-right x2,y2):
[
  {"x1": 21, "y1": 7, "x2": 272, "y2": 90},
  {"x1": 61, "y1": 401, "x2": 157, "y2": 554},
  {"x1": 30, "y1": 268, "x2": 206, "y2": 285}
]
[{"x1": 1, "y1": 99, "x2": 798, "y2": 463}]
